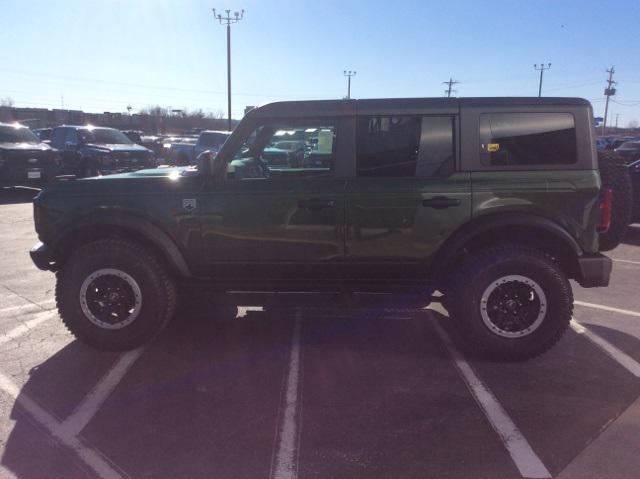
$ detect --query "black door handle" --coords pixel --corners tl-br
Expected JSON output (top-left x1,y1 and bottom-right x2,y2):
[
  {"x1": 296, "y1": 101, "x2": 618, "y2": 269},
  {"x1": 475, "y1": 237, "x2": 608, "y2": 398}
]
[
  {"x1": 422, "y1": 196, "x2": 461, "y2": 209},
  {"x1": 298, "y1": 198, "x2": 335, "y2": 210}
]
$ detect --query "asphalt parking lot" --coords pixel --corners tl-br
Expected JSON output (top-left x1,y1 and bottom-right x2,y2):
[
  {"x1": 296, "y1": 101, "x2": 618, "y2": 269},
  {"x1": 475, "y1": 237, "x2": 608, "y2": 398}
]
[{"x1": 0, "y1": 191, "x2": 639, "y2": 479}]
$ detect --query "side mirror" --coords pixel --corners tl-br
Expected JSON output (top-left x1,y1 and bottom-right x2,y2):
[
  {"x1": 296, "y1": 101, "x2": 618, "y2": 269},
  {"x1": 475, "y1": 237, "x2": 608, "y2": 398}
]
[
  {"x1": 196, "y1": 150, "x2": 214, "y2": 175},
  {"x1": 196, "y1": 150, "x2": 228, "y2": 178}
]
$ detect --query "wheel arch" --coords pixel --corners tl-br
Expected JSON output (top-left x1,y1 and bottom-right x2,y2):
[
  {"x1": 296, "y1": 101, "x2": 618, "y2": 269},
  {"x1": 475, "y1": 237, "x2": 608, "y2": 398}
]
[
  {"x1": 431, "y1": 213, "x2": 583, "y2": 284},
  {"x1": 51, "y1": 213, "x2": 192, "y2": 278}
]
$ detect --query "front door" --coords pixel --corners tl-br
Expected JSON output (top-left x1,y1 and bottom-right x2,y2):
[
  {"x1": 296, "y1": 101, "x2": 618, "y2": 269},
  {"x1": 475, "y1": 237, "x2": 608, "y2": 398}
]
[
  {"x1": 345, "y1": 114, "x2": 472, "y2": 284},
  {"x1": 198, "y1": 117, "x2": 351, "y2": 285}
]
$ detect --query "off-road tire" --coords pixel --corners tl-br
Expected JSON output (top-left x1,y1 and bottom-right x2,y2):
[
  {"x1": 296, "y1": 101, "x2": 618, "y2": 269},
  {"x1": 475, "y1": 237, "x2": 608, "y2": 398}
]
[
  {"x1": 598, "y1": 150, "x2": 632, "y2": 251},
  {"x1": 56, "y1": 238, "x2": 177, "y2": 350},
  {"x1": 448, "y1": 244, "x2": 573, "y2": 361}
]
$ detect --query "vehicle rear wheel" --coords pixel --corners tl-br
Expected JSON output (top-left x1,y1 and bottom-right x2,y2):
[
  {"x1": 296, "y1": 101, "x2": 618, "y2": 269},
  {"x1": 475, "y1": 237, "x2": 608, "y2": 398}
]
[
  {"x1": 448, "y1": 244, "x2": 572, "y2": 361},
  {"x1": 56, "y1": 238, "x2": 176, "y2": 350},
  {"x1": 598, "y1": 150, "x2": 632, "y2": 251}
]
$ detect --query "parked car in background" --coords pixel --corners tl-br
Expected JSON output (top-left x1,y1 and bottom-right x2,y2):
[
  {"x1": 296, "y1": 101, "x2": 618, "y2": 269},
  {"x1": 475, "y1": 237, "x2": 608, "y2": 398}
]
[
  {"x1": 614, "y1": 141, "x2": 640, "y2": 162},
  {"x1": 0, "y1": 123, "x2": 60, "y2": 184},
  {"x1": 49, "y1": 125, "x2": 155, "y2": 177},
  {"x1": 169, "y1": 130, "x2": 231, "y2": 165},
  {"x1": 596, "y1": 138, "x2": 608, "y2": 151},
  {"x1": 34, "y1": 128, "x2": 53, "y2": 143},
  {"x1": 608, "y1": 136, "x2": 639, "y2": 150},
  {"x1": 121, "y1": 130, "x2": 143, "y2": 145}
]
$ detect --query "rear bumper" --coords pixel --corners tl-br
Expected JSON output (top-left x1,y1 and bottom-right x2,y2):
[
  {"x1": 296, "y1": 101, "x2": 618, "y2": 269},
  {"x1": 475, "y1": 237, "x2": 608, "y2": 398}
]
[
  {"x1": 30, "y1": 242, "x2": 56, "y2": 271},
  {"x1": 576, "y1": 253, "x2": 612, "y2": 287}
]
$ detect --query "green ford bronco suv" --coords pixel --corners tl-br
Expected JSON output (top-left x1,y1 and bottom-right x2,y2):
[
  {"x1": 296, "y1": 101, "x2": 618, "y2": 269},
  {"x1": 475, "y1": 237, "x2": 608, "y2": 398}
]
[{"x1": 30, "y1": 97, "x2": 613, "y2": 360}]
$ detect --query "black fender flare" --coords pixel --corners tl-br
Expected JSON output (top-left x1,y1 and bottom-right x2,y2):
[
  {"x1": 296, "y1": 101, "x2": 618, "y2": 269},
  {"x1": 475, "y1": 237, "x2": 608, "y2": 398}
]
[
  {"x1": 430, "y1": 212, "x2": 583, "y2": 279},
  {"x1": 52, "y1": 212, "x2": 192, "y2": 277}
]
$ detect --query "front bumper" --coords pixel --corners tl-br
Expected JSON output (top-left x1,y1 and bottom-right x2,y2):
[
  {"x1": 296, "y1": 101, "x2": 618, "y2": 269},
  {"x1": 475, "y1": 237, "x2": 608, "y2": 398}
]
[
  {"x1": 30, "y1": 242, "x2": 56, "y2": 271},
  {"x1": 576, "y1": 253, "x2": 612, "y2": 287}
]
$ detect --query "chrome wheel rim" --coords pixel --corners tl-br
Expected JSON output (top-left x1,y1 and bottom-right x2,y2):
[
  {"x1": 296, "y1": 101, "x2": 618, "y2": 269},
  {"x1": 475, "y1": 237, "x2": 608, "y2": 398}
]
[
  {"x1": 79, "y1": 268, "x2": 142, "y2": 330},
  {"x1": 480, "y1": 275, "x2": 547, "y2": 338}
]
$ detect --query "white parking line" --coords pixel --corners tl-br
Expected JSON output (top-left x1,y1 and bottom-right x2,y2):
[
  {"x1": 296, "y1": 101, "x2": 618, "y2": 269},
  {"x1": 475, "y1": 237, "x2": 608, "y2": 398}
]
[
  {"x1": 432, "y1": 321, "x2": 551, "y2": 479},
  {"x1": 574, "y1": 300, "x2": 640, "y2": 318},
  {"x1": 570, "y1": 320, "x2": 640, "y2": 378},
  {"x1": 0, "y1": 311, "x2": 56, "y2": 346},
  {"x1": 272, "y1": 313, "x2": 302, "y2": 479},
  {"x1": 60, "y1": 348, "x2": 145, "y2": 436},
  {"x1": 0, "y1": 372, "x2": 124, "y2": 479},
  {"x1": 611, "y1": 258, "x2": 640, "y2": 266}
]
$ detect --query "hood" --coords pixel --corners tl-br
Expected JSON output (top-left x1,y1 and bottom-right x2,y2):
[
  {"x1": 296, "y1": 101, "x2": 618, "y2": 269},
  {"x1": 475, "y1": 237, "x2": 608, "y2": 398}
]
[
  {"x1": 0, "y1": 142, "x2": 52, "y2": 152},
  {"x1": 84, "y1": 143, "x2": 150, "y2": 153},
  {"x1": 39, "y1": 166, "x2": 197, "y2": 196}
]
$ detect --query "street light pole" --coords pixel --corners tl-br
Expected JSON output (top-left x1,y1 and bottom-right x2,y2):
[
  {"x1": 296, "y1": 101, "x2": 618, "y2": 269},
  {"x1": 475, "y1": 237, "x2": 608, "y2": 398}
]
[
  {"x1": 343, "y1": 70, "x2": 356, "y2": 99},
  {"x1": 213, "y1": 8, "x2": 244, "y2": 131},
  {"x1": 534, "y1": 63, "x2": 551, "y2": 97}
]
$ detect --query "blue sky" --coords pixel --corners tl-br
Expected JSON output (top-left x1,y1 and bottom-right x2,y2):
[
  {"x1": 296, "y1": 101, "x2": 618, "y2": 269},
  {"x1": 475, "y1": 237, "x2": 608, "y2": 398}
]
[{"x1": 1, "y1": 0, "x2": 639, "y2": 125}]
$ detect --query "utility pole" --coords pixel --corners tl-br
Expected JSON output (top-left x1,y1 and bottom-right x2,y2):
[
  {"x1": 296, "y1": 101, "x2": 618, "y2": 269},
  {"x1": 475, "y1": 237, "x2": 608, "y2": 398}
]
[
  {"x1": 442, "y1": 77, "x2": 459, "y2": 97},
  {"x1": 343, "y1": 70, "x2": 356, "y2": 99},
  {"x1": 602, "y1": 66, "x2": 616, "y2": 135},
  {"x1": 615, "y1": 113, "x2": 620, "y2": 130},
  {"x1": 534, "y1": 63, "x2": 551, "y2": 97},
  {"x1": 213, "y1": 8, "x2": 244, "y2": 131}
]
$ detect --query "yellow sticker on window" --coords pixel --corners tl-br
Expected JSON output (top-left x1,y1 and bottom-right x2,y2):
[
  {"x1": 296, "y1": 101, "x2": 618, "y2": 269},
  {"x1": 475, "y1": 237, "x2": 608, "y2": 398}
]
[{"x1": 488, "y1": 143, "x2": 500, "y2": 152}]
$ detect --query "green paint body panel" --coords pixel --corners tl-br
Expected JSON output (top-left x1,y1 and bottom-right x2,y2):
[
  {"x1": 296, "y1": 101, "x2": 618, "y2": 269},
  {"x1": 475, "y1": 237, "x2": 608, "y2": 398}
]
[
  {"x1": 344, "y1": 173, "x2": 472, "y2": 281},
  {"x1": 471, "y1": 170, "x2": 600, "y2": 253}
]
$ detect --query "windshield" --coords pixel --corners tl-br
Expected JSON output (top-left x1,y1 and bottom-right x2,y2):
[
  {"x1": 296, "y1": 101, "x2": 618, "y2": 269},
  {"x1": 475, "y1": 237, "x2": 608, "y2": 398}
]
[
  {"x1": 79, "y1": 128, "x2": 133, "y2": 145},
  {"x1": 199, "y1": 132, "x2": 229, "y2": 147},
  {"x1": 0, "y1": 125, "x2": 40, "y2": 144}
]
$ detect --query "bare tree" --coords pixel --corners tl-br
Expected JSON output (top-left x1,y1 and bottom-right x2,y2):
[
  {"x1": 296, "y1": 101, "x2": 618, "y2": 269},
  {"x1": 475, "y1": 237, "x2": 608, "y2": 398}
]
[
  {"x1": 0, "y1": 97, "x2": 14, "y2": 107},
  {"x1": 628, "y1": 120, "x2": 639, "y2": 129}
]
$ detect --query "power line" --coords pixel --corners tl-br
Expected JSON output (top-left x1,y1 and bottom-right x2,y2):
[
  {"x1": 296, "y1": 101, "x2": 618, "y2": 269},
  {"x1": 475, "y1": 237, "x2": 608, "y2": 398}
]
[
  {"x1": 602, "y1": 66, "x2": 616, "y2": 135},
  {"x1": 534, "y1": 63, "x2": 551, "y2": 97},
  {"x1": 442, "y1": 77, "x2": 459, "y2": 97}
]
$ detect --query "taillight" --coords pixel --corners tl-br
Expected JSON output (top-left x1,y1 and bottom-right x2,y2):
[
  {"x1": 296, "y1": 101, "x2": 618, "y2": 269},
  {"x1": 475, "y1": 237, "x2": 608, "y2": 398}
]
[{"x1": 597, "y1": 188, "x2": 613, "y2": 233}]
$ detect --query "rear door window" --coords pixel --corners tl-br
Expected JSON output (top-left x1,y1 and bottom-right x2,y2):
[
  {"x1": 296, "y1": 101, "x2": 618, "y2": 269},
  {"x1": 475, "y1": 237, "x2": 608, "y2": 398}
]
[
  {"x1": 356, "y1": 115, "x2": 455, "y2": 178},
  {"x1": 480, "y1": 113, "x2": 577, "y2": 166}
]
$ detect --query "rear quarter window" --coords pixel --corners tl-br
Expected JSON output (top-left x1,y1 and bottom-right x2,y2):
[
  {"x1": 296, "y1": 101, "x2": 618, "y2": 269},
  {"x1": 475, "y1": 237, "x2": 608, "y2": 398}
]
[{"x1": 480, "y1": 113, "x2": 577, "y2": 167}]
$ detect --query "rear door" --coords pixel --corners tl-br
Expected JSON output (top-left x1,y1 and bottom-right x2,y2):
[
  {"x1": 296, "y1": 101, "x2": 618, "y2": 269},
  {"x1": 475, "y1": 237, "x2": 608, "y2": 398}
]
[{"x1": 344, "y1": 113, "x2": 471, "y2": 283}]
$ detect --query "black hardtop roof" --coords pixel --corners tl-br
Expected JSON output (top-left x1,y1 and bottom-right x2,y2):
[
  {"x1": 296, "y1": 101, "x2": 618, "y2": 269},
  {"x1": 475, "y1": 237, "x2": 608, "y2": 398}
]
[{"x1": 249, "y1": 97, "x2": 590, "y2": 118}]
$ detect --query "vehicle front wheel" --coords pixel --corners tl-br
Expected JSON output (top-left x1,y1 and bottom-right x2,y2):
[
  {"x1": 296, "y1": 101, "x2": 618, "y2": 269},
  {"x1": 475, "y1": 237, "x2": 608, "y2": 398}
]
[
  {"x1": 56, "y1": 238, "x2": 176, "y2": 350},
  {"x1": 448, "y1": 244, "x2": 572, "y2": 361}
]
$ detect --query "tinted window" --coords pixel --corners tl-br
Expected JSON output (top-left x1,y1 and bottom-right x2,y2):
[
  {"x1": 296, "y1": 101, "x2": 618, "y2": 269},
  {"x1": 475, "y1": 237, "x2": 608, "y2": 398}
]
[
  {"x1": 356, "y1": 116, "x2": 421, "y2": 177},
  {"x1": 356, "y1": 116, "x2": 454, "y2": 178},
  {"x1": 480, "y1": 113, "x2": 577, "y2": 166},
  {"x1": 78, "y1": 128, "x2": 133, "y2": 145},
  {"x1": 199, "y1": 132, "x2": 230, "y2": 147},
  {"x1": 65, "y1": 129, "x2": 78, "y2": 145},
  {"x1": 50, "y1": 128, "x2": 66, "y2": 148}
]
